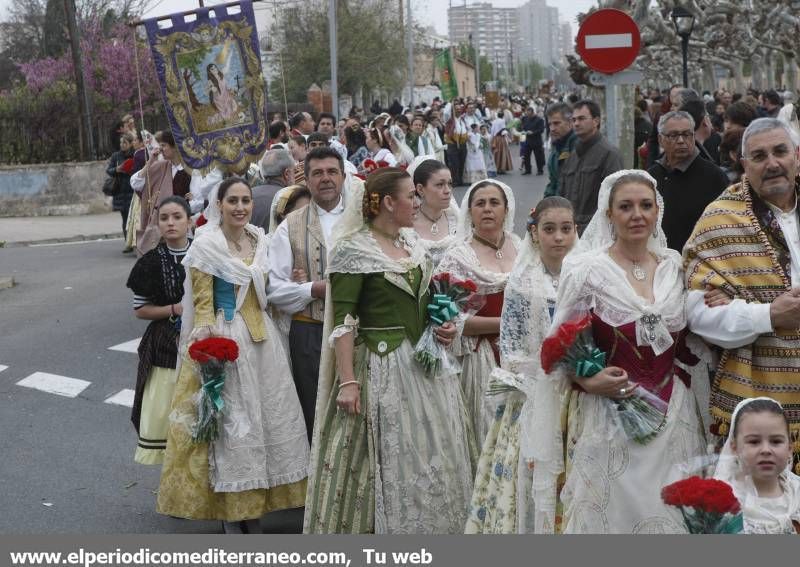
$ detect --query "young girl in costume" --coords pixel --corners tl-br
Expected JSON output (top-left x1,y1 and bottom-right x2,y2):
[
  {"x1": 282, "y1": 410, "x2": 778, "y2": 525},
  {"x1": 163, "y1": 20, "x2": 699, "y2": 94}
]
[
  {"x1": 465, "y1": 197, "x2": 578, "y2": 533},
  {"x1": 714, "y1": 397, "x2": 800, "y2": 534},
  {"x1": 126, "y1": 196, "x2": 192, "y2": 464}
]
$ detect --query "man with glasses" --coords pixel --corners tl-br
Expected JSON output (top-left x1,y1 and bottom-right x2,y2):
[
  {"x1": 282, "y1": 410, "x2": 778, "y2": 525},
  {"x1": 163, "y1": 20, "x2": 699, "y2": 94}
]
[
  {"x1": 684, "y1": 118, "x2": 800, "y2": 470},
  {"x1": 648, "y1": 110, "x2": 728, "y2": 252},
  {"x1": 558, "y1": 99, "x2": 623, "y2": 232}
]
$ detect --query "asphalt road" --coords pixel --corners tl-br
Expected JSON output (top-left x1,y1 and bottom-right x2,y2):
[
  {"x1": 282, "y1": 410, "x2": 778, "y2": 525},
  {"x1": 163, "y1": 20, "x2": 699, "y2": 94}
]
[{"x1": 0, "y1": 158, "x2": 547, "y2": 534}]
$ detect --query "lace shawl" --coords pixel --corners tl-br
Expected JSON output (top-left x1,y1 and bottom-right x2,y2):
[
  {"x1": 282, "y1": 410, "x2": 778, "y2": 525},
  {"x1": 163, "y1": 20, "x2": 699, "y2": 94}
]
[
  {"x1": 435, "y1": 235, "x2": 521, "y2": 356},
  {"x1": 178, "y1": 223, "x2": 271, "y2": 361}
]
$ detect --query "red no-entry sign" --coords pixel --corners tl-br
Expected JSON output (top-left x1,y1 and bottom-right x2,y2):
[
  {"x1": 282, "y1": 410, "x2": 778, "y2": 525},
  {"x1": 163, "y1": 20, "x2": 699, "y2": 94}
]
[{"x1": 576, "y1": 9, "x2": 641, "y2": 75}]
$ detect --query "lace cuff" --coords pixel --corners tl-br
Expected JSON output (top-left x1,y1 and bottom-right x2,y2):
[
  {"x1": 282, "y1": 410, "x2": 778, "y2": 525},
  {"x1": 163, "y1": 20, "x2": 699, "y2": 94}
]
[{"x1": 328, "y1": 314, "x2": 360, "y2": 346}]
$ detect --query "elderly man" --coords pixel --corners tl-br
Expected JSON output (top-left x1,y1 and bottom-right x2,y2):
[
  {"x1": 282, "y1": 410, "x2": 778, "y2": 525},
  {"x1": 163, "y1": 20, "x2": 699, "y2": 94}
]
[
  {"x1": 268, "y1": 147, "x2": 346, "y2": 440},
  {"x1": 250, "y1": 148, "x2": 295, "y2": 231},
  {"x1": 289, "y1": 111, "x2": 315, "y2": 137},
  {"x1": 558, "y1": 99, "x2": 623, "y2": 232},
  {"x1": 684, "y1": 118, "x2": 800, "y2": 471},
  {"x1": 648, "y1": 110, "x2": 729, "y2": 252}
]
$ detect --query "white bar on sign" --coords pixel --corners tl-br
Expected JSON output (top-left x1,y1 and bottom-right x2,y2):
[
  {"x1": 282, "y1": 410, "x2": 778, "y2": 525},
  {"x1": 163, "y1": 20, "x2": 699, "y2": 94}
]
[{"x1": 585, "y1": 33, "x2": 633, "y2": 49}]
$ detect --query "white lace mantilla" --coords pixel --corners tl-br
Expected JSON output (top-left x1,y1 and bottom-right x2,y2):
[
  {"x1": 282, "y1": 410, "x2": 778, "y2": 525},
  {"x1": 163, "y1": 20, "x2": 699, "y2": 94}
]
[
  {"x1": 327, "y1": 226, "x2": 428, "y2": 276},
  {"x1": 552, "y1": 248, "x2": 686, "y2": 356}
]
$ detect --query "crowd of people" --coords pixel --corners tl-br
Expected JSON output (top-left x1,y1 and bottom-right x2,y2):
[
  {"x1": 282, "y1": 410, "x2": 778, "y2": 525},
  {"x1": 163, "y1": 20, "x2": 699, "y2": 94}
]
[{"x1": 112, "y1": 84, "x2": 800, "y2": 534}]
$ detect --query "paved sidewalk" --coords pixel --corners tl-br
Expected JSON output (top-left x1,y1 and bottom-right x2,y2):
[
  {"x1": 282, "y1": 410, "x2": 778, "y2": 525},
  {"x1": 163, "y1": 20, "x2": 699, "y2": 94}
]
[{"x1": 0, "y1": 213, "x2": 123, "y2": 247}]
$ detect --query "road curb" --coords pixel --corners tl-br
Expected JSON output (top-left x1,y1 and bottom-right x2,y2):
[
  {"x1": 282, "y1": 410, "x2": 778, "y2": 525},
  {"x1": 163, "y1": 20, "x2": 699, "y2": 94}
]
[{"x1": 2, "y1": 232, "x2": 124, "y2": 248}]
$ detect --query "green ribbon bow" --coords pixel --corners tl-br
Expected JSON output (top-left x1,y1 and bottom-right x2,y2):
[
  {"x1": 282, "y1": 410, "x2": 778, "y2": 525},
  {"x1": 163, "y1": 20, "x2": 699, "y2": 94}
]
[
  {"x1": 574, "y1": 348, "x2": 606, "y2": 378},
  {"x1": 427, "y1": 293, "x2": 460, "y2": 325},
  {"x1": 202, "y1": 375, "x2": 226, "y2": 412}
]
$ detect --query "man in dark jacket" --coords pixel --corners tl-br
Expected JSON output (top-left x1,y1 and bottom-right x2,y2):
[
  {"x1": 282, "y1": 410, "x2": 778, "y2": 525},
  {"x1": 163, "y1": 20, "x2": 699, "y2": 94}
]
[
  {"x1": 544, "y1": 102, "x2": 576, "y2": 197},
  {"x1": 647, "y1": 110, "x2": 729, "y2": 252},
  {"x1": 519, "y1": 106, "x2": 545, "y2": 175},
  {"x1": 559, "y1": 99, "x2": 624, "y2": 232}
]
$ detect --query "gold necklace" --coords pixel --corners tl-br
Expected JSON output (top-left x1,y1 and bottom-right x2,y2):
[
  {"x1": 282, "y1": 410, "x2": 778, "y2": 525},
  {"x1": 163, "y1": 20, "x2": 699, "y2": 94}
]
[
  {"x1": 473, "y1": 232, "x2": 506, "y2": 259},
  {"x1": 224, "y1": 230, "x2": 246, "y2": 253},
  {"x1": 371, "y1": 224, "x2": 404, "y2": 248},
  {"x1": 418, "y1": 205, "x2": 445, "y2": 235}
]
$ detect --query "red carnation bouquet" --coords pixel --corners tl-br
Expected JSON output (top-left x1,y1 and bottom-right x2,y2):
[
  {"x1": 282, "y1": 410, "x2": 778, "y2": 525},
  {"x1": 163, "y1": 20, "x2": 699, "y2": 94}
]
[
  {"x1": 661, "y1": 476, "x2": 743, "y2": 533},
  {"x1": 188, "y1": 337, "x2": 239, "y2": 443},
  {"x1": 414, "y1": 272, "x2": 484, "y2": 377},
  {"x1": 540, "y1": 311, "x2": 668, "y2": 445}
]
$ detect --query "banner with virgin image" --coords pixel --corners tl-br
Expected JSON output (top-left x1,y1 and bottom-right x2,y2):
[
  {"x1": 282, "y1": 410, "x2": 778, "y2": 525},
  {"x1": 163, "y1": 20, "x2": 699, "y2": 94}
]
[{"x1": 143, "y1": 1, "x2": 267, "y2": 174}]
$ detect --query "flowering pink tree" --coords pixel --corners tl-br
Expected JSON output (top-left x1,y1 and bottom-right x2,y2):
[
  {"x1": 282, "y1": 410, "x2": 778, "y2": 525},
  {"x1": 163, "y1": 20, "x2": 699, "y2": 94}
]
[{"x1": 1, "y1": 20, "x2": 164, "y2": 163}]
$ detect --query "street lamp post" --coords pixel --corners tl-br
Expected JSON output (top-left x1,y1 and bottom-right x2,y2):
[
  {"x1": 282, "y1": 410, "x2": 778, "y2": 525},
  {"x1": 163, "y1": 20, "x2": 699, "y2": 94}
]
[{"x1": 671, "y1": 6, "x2": 695, "y2": 88}]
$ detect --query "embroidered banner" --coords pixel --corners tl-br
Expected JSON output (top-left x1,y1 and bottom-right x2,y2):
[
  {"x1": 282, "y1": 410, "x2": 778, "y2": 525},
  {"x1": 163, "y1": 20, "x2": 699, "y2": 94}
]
[
  {"x1": 143, "y1": 1, "x2": 267, "y2": 174},
  {"x1": 435, "y1": 49, "x2": 458, "y2": 101}
]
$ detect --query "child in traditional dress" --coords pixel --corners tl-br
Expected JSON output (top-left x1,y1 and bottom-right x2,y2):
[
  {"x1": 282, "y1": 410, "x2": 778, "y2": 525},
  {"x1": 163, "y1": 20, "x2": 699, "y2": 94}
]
[
  {"x1": 714, "y1": 397, "x2": 800, "y2": 534},
  {"x1": 465, "y1": 123, "x2": 487, "y2": 184}
]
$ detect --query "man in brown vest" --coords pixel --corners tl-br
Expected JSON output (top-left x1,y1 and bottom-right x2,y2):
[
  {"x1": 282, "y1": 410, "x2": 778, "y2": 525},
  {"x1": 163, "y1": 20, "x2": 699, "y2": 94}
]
[{"x1": 268, "y1": 147, "x2": 346, "y2": 440}]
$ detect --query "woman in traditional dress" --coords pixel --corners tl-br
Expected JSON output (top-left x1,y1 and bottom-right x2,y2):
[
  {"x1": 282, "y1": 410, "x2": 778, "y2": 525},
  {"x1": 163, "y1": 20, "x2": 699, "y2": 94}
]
[
  {"x1": 126, "y1": 196, "x2": 193, "y2": 465},
  {"x1": 386, "y1": 124, "x2": 415, "y2": 167},
  {"x1": 480, "y1": 124, "x2": 497, "y2": 178},
  {"x1": 157, "y1": 177, "x2": 309, "y2": 534},
  {"x1": 408, "y1": 157, "x2": 459, "y2": 267},
  {"x1": 465, "y1": 124, "x2": 488, "y2": 184},
  {"x1": 490, "y1": 113, "x2": 513, "y2": 174},
  {"x1": 123, "y1": 132, "x2": 147, "y2": 254},
  {"x1": 130, "y1": 131, "x2": 192, "y2": 256},
  {"x1": 543, "y1": 170, "x2": 710, "y2": 533},
  {"x1": 364, "y1": 127, "x2": 397, "y2": 168},
  {"x1": 268, "y1": 184, "x2": 312, "y2": 234},
  {"x1": 436, "y1": 179, "x2": 520, "y2": 451},
  {"x1": 465, "y1": 197, "x2": 578, "y2": 534},
  {"x1": 304, "y1": 167, "x2": 475, "y2": 534}
]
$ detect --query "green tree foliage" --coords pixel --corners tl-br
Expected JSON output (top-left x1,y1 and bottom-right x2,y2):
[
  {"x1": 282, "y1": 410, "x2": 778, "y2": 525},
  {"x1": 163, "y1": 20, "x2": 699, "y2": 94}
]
[
  {"x1": 269, "y1": 0, "x2": 405, "y2": 103},
  {"x1": 455, "y1": 43, "x2": 493, "y2": 88}
]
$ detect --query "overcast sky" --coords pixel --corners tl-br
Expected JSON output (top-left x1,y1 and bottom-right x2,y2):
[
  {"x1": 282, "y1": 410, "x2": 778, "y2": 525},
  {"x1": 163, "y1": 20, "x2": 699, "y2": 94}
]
[{"x1": 0, "y1": 0, "x2": 598, "y2": 37}]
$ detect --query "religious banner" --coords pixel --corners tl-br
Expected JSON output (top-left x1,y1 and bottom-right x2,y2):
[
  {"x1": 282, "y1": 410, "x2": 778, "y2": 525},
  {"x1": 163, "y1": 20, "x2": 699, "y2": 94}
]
[
  {"x1": 435, "y1": 49, "x2": 458, "y2": 101},
  {"x1": 143, "y1": 1, "x2": 267, "y2": 174}
]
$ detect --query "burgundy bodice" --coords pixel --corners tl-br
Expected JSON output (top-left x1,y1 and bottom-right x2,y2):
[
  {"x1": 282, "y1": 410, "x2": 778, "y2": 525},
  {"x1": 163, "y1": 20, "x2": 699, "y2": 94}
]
[
  {"x1": 474, "y1": 291, "x2": 504, "y2": 365},
  {"x1": 581, "y1": 312, "x2": 697, "y2": 404}
]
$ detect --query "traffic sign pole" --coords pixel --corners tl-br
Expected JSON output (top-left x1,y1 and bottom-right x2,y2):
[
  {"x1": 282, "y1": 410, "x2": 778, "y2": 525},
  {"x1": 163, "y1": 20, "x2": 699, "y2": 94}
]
[{"x1": 577, "y1": 9, "x2": 642, "y2": 168}]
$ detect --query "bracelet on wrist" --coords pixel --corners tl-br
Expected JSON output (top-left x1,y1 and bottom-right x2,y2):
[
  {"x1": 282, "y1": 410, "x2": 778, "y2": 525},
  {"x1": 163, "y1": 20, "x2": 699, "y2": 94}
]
[{"x1": 338, "y1": 380, "x2": 360, "y2": 390}]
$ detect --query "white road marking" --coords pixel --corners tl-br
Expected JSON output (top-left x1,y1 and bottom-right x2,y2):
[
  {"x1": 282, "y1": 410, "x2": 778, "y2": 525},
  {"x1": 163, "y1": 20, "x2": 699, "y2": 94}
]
[
  {"x1": 108, "y1": 338, "x2": 141, "y2": 353},
  {"x1": 16, "y1": 372, "x2": 91, "y2": 398},
  {"x1": 0, "y1": 365, "x2": 8, "y2": 373},
  {"x1": 585, "y1": 33, "x2": 633, "y2": 49},
  {"x1": 104, "y1": 389, "x2": 135, "y2": 408}
]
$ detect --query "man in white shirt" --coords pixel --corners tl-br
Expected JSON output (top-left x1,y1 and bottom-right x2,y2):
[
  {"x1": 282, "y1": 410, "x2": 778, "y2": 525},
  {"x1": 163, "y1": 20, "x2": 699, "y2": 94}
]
[
  {"x1": 684, "y1": 118, "x2": 800, "y2": 466},
  {"x1": 268, "y1": 146, "x2": 346, "y2": 439}
]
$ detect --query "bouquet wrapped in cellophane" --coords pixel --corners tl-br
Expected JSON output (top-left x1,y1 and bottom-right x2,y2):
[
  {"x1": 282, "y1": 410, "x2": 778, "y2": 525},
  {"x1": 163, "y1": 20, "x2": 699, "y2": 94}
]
[
  {"x1": 414, "y1": 272, "x2": 484, "y2": 377},
  {"x1": 540, "y1": 311, "x2": 667, "y2": 444},
  {"x1": 187, "y1": 337, "x2": 239, "y2": 443}
]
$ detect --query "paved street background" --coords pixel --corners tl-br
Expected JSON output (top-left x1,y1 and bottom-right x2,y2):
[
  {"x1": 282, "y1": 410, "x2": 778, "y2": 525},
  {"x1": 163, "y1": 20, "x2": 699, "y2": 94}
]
[{"x1": 0, "y1": 157, "x2": 546, "y2": 533}]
